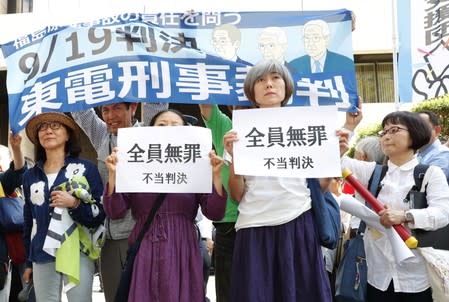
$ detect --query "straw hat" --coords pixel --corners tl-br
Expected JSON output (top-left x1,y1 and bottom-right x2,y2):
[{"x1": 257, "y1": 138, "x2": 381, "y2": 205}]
[{"x1": 25, "y1": 112, "x2": 80, "y2": 145}]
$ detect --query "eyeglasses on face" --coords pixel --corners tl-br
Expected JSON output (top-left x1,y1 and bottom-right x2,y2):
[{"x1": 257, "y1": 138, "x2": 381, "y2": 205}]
[
  {"x1": 378, "y1": 126, "x2": 408, "y2": 137},
  {"x1": 38, "y1": 121, "x2": 62, "y2": 132}
]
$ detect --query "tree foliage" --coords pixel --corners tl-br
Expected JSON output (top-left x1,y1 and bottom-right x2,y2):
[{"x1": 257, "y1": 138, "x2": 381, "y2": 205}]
[{"x1": 410, "y1": 94, "x2": 449, "y2": 142}]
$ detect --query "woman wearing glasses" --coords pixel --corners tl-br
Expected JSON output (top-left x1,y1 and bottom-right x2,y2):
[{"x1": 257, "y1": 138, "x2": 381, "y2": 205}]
[
  {"x1": 339, "y1": 111, "x2": 449, "y2": 302},
  {"x1": 22, "y1": 112, "x2": 105, "y2": 302}
]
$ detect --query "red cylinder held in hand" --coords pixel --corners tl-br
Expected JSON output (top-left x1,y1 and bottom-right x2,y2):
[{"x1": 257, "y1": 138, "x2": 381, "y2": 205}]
[{"x1": 342, "y1": 168, "x2": 418, "y2": 249}]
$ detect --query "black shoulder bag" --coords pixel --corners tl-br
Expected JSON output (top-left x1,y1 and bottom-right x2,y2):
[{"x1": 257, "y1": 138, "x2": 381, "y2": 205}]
[
  {"x1": 408, "y1": 165, "x2": 449, "y2": 250},
  {"x1": 335, "y1": 164, "x2": 383, "y2": 302},
  {"x1": 361, "y1": 164, "x2": 449, "y2": 250},
  {"x1": 114, "y1": 193, "x2": 167, "y2": 302}
]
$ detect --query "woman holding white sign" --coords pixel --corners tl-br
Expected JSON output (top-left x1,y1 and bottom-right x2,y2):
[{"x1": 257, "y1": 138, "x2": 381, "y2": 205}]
[
  {"x1": 103, "y1": 109, "x2": 227, "y2": 302},
  {"x1": 223, "y1": 60, "x2": 332, "y2": 301}
]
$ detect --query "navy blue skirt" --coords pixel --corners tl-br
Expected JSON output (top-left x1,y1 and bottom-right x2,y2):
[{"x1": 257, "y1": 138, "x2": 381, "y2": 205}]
[{"x1": 230, "y1": 210, "x2": 332, "y2": 302}]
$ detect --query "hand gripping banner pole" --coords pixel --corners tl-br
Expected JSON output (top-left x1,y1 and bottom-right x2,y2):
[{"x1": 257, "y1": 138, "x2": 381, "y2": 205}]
[{"x1": 342, "y1": 168, "x2": 418, "y2": 249}]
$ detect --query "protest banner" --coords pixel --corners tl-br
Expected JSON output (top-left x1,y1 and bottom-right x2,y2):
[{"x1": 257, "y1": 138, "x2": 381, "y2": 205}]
[
  {"x1": 397, "y1": 1, "x2": 449, "y2": 102},
  {"x1": 0, "y1": 10, "x2": 358, "y2": 133}
]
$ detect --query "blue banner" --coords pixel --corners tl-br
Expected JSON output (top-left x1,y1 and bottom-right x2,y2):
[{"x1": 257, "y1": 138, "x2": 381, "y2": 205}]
[{"x1": 1, "y1": 10, "x2": 358, "y2": 133}]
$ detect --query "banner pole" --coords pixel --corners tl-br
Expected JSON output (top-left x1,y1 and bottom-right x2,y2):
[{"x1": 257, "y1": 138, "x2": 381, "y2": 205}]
[{"x1": 392, "y1": 0, "x2": 400, "y2": 110}]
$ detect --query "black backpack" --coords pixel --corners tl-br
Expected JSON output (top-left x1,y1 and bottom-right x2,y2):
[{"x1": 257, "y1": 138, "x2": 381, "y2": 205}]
[
  {"x1": 368, "y1": 164, "x2": 449, "y2": 250},
  {"x1": 367, "y1": 164, "x2": 429, "y2": 199}
]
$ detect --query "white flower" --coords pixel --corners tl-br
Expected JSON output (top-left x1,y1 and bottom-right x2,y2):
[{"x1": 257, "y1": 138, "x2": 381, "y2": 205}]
[
  {"x1": 91, "y1": 204, "x2": 100, "y2": 218},
  {"x1": 30, "y1": 181, "x2": 45, "y2": 206},
  {"x1": 65, "y1": 163, "x2": 86, "y2": 180}
]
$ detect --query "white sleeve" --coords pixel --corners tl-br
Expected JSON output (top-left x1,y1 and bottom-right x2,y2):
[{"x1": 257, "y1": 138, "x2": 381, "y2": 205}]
[
  {"x1": 409, "y1": 166, "x2": 449, "y2": 231},
  {"x1": 197, "y1": 215, "x2": 214, "y2": 239},
  {"x1": 71, "y1": 109, "x2": 108, "y2": 150},
  {"x1": 341, "y1": 156, "x2": 377, "y2": 187}
]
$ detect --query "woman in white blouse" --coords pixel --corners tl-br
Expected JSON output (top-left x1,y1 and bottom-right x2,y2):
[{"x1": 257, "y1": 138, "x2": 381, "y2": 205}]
[
  {"x1": 340, "y1": 110, "x2": 449, "y2": 302},
  {"x1": 224, "y1": 60, "x2": 332, "y2": 302}
]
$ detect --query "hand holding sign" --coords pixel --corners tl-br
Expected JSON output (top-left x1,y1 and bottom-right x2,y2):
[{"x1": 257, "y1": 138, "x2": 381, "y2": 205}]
[
  {"x1": 209, "y1": 150, "x2": 225, "y2": 197},
  {"x1": 223, "y1": 130, "x2": 238, "y2": 158},
  {"x1": 105, "y1": 147, "x2": 119, "y2": 195}
]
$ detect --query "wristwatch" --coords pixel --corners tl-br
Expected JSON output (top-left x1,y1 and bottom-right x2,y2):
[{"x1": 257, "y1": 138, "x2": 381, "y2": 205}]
[{"x1": 404, "y1": 211, "x2": 414, "y2": 223}]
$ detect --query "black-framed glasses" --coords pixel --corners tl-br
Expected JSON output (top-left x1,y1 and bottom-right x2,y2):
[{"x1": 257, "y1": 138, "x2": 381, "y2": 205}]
[
  {"x1": 378, "y1": 126, "x2": 408, "y2": 137},
  {"x1": 38, "y1": 121, "x2": 62, "y2": 132}
]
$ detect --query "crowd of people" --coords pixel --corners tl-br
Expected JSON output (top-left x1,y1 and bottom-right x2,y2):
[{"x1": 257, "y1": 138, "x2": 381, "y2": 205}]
[{"x1": 0, "y1": 58, "x2": 448, "y2": 302}]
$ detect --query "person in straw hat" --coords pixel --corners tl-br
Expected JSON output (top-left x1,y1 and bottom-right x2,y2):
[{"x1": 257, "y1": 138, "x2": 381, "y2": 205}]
[{"x1": 22, "y1": 112, "x2": 105, "y2": 302}]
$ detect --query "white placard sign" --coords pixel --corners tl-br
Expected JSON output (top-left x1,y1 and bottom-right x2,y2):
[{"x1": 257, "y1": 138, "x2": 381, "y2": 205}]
[
  {"x1": 116, "y1": 126, "x2": 212, "y2": 193},
  {"x1": 232, "y1": 106, "x2": 341, "y2": 178}
]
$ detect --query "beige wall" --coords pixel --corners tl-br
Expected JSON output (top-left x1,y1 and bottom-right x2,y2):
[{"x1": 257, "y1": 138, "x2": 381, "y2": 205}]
[{"x1": 0, "y1": 0, "x2": 6, "y2": 14}]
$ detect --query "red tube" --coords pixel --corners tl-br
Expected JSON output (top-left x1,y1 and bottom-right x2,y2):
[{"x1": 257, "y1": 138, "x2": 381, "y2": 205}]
[{"x1": 342, "y1": 168, "x2": 418, "y2": 249}]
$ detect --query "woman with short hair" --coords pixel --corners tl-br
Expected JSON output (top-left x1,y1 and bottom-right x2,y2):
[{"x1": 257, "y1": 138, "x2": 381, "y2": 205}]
[
  {"x1": 340, "y1": 110, "x2": 449, "y2": 302},
  {"x1": 224, "y1": 60, "x2": 332, "y2": 301}
]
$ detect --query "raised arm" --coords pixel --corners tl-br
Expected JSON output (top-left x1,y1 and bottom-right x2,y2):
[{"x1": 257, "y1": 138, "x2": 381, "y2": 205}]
[
  {"x1": 0, "y1": 132, "x2": 26, "y2": 195},
  {"x1": 343, "y1": 97, "x2": 363, "y2": 131},
  {"x1": 199, "y1": 104, "x2": 213, "y2": 121},
  {"x1": 71, "y1": 109, "x2": 108, "y2": 150},
  {"x1": 337, "y1": 99, "x2": 362, "y2": 157},
  {"x1": 9, "y1": 132, "x2": 24, "y2": 171},
  {"x1": 336, "y1": 128, "x2": 351, "y2": 157}
]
